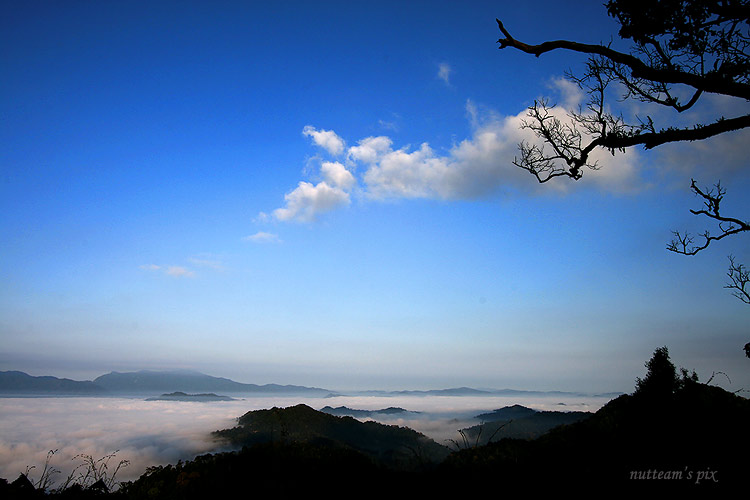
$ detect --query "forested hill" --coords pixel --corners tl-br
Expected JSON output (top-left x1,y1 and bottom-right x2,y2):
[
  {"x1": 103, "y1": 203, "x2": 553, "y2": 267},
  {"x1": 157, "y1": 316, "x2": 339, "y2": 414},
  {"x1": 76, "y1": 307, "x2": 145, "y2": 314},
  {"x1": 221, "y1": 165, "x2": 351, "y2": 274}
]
[{"x1": 212, "y1": 403, "x2": 451, "y2": 467}]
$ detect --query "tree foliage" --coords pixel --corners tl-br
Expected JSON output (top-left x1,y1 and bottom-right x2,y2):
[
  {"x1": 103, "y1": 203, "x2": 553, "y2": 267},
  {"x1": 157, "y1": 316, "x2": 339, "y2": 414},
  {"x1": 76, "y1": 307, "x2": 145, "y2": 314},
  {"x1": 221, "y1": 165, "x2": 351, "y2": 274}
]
[{"x1": 635, "y1": 346, "x2": 679, "y2": 398}]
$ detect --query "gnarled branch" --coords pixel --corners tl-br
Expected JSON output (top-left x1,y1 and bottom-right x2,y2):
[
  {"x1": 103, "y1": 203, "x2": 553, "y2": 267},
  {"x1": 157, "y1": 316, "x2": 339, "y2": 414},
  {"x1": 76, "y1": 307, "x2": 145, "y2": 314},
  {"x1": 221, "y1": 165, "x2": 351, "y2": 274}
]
[
  {"x1": 497, "y1": 18, "x2": 750, "y2": 100},
  {"x1": 498, "y1": 17, "x2": 750, "y2": 184}
]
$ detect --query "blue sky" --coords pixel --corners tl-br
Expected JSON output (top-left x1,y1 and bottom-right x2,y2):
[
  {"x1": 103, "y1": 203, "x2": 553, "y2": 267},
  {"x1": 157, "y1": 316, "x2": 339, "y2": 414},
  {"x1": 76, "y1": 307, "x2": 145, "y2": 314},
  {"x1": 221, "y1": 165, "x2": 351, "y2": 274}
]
[{"x1": 2, "y1": 0, "x2": 749, "y2": 392}]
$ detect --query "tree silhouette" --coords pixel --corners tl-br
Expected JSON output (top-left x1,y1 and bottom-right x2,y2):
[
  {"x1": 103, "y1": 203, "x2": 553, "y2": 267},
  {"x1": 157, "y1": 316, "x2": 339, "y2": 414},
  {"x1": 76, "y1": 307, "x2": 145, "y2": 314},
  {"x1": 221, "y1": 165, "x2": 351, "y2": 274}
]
[
  {"x1": 635, "y1": 346, "x2": 679, "y2": 398},
  {"x1": 497, "y1": 0, "x2": 749, "y2": 353},
  {"x1": 497, "y1": 0, "x2": 750, "y2": 182}
]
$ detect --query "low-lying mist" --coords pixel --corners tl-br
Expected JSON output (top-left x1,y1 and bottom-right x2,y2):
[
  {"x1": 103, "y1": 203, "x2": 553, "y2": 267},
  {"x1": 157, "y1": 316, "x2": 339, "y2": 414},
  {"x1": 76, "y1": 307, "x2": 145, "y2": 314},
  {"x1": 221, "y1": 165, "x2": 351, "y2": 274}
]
[
  {"x1": 323, "y1": 394, "x2": 604, "y2": 444},
  {"x1": 0, "y1": 393, "x2": 610, "y2": 487}
]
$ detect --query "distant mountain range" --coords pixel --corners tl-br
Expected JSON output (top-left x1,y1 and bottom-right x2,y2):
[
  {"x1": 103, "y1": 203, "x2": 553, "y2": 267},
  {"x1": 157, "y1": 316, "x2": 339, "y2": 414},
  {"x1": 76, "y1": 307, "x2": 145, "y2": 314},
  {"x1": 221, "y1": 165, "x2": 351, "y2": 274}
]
[
  {"x1": 0, "y1": 370, "x2": 621, "y2": 398},
  {"x1": 0, "y1": 371, "x2": 107, "y2": 395},
  {"x1": 356, "y1": 387, "x2": 622, "y2": 398},
  {"x1": 92, "y1": 370, "x2": 332, "y2": 395},
  {"x1": 0, "y1": 370, "x2": 331, "y2": 396}
]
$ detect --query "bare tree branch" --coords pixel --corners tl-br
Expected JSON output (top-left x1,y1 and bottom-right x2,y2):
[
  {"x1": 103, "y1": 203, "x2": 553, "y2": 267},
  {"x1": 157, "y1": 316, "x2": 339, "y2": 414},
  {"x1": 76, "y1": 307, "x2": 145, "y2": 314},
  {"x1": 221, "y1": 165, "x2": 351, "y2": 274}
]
[
  {"x1": 667, "y1": 179, "x2": 750, "y2": 255},
  {"x1": 498, "y1": 1, "x2": 750, "y2": 354},
  {"x1": 726, "y1": 255, "x2": 750, "y2": 304},
  {"x1": 497, "y1": 2, "x2": 750, "y2": 184}
]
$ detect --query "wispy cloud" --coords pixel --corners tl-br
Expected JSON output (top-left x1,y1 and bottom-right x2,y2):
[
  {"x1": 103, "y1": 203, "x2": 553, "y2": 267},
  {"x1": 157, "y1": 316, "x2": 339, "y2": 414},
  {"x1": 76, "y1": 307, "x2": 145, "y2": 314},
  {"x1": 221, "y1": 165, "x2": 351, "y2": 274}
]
[
  {"x1": 438, "y1": 62, "x2": 452, "y2": 86},
  {"x1": 254, "y1": 212, "x2": 270, "y2": 224},
  {"x1": 243, "y1": 231, "x2": 282, "y2": 243},
  {"x1": 378, "y1": 119, "x2": 398, "y2": 132},
  {"x1": 378, "y1": 112, "x2": 401, "y2": 132},
  {"x1": 187, "y1": 257, "x2": 225, "y2": 271},
  {"x1": 140, "y1": 264, "x2": 195, "y2": 278},
  {"x1": 165, "y1": 266, "x2": 194, "y2": 278}
]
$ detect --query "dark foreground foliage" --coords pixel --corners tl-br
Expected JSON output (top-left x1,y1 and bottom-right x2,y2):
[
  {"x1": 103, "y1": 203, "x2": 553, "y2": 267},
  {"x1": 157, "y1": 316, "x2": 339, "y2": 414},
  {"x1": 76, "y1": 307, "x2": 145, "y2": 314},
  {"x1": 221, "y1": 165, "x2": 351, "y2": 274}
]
[
  {"x1": 442, "y1": 347, "x2": 750, "y2": 493},
  {"x1": 3, "y1": 347, "x2": 748, "y2": 498},
  {"x1": 119, "y1": 442, "x2": 424, "y2": 499}
]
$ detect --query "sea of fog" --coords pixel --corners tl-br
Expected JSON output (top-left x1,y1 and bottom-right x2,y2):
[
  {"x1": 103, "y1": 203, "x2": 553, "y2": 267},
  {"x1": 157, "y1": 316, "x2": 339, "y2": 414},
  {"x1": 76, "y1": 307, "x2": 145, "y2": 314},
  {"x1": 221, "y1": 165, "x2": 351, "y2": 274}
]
[{"x1": 0, "y1": 393, "x2": 614, "y2": 486}]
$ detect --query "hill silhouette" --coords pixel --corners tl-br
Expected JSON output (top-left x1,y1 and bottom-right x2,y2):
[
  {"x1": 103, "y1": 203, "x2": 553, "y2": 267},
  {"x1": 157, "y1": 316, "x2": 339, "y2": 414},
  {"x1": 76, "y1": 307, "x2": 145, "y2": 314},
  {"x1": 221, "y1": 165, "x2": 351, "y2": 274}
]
[
  {"x1": 459, "y1": 404, "x2": 592, "y2": 445},
  {"x1": 319, "y1": 405, "x2": 417, "y2": 417},
  {"x1": 145, "y1": 392, "x2": 236, "y2": 402},
  {"x1": 474, "y1": 403, "x2": 538, "y2": 421},
  {"x1": 212, "y1": 403, "x2": 450, "y2": 468}
]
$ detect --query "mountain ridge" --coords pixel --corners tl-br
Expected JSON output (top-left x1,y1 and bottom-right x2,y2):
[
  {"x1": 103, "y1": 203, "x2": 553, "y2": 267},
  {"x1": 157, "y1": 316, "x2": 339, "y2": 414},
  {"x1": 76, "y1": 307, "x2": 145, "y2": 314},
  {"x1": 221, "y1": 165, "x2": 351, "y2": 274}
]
[
  {"x1": 354, "y1": 387, "x2": 621, "y2": 397},
  {"x1": 0, "y1": 370, "x2": 620, "y2": 397},
  {"x1": 0, "y1": 370, "x2": 108, "y2": 395},
  {"x1": 93, "y1": 370, "x2": 331, "y2": 395},
  {"x1": 0, "y1": 370, "x2": 331, "y2": 396}
]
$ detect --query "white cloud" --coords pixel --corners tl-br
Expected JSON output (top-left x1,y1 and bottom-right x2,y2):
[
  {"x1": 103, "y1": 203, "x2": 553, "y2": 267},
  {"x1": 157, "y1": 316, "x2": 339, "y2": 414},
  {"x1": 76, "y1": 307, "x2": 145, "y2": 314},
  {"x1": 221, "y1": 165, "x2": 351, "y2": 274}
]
[
  {"x1": 347, "y1": 136, "x2": 393, "y2": 165},
  {"x1": 302, "y1": 125, "x2": 345, "y2": 156},
  {"x1": 363, "y1": 142, "x2": 453, "y2": 199},
  {"x1": 438, "y1": 62, "x2": 452, "y2": 85},
  {"x1": 550, "y1": 77, "x2": 584, "y2": 110},
  {"x1": 272, "y1": 181, "x2": 350, "y2": 222},
  {"x1": 243, "y1": 231, "x2": 282, "y2": 243},
  {"x1": 139, "y1": 264, "x2": 161, "y2": 271},
  {"x1": 320, "y1": 161, "x2": 356, "y2": 190},
  {"x1": 265, "y1": 88, "x2": 646, "y2": 222},
  {"x1": 362, "y1": 89, "x2": 646, "y2": 199}
]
